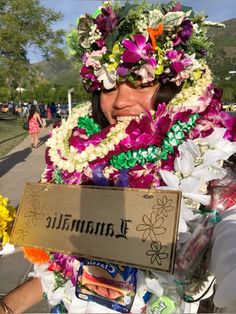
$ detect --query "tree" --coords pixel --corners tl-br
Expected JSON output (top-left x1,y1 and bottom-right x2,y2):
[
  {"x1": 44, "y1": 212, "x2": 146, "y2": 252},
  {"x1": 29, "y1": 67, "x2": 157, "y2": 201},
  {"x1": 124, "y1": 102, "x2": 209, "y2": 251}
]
[
  {"x1": 0, "y1": 0, "x2": 65, "y2": 100},
  {"x1": 223, "y1": 86, "x2": 235, "y2": 103}
]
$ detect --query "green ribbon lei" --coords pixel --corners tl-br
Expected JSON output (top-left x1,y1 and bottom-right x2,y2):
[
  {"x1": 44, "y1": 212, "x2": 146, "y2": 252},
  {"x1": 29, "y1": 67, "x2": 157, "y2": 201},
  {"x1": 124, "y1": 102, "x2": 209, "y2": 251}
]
[
  {"x1": 53, "y1": 169, "x2": 64, "y2": 184},
  {"x1": 110, "y1": 113, "x2": 199, "y2": 170},
  {"x1": 78, "y1": 116, "x2": 101, "y2": 136}
]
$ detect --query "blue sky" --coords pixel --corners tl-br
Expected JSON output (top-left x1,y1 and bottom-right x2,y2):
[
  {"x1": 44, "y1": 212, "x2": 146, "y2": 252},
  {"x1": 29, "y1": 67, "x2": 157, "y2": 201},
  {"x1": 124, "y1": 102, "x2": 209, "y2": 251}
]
[{"x1": 29, "y1": 0, "x2": 236, "y2": 62}]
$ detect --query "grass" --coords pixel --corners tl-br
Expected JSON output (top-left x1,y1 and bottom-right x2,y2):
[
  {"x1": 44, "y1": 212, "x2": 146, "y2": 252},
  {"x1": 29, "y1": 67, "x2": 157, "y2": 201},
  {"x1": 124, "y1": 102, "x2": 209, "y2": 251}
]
[{"x1": 0, "y1": 113, "x2": 28, "y2": 158}]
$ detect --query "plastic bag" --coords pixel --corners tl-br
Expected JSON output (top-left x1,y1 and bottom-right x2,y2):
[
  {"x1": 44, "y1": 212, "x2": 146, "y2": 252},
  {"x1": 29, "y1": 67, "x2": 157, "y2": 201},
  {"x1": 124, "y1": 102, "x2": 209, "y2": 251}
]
[{"x1": 23, "y1": 121, "x2": 29, "y2": 130}]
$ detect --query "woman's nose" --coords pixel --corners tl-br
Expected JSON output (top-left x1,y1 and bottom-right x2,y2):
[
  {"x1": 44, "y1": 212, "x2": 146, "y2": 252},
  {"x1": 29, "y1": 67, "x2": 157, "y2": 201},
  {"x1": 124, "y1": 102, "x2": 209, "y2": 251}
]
[{"x1": 114, "y1": 84, "x2": 135, "y2": 109}]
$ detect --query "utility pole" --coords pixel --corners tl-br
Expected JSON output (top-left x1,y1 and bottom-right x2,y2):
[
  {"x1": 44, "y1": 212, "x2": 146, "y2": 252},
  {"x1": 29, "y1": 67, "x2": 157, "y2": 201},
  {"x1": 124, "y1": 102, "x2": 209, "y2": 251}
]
[{"x1": 68, "y1": 88, "x2": 74, "y2": 115}]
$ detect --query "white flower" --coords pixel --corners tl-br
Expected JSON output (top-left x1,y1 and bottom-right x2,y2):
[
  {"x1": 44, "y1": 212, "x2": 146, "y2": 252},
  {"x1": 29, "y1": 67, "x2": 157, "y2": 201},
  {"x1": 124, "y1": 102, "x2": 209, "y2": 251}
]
[
  {"x1": 94, "y1": 66, "x2": 117, "y2": 90},
  {"x1": 135, "y1": 64, "x2": 155, "y2": 84},
  {"x1": 197, "y1": 128, "x2": 236, "y2": 165}
]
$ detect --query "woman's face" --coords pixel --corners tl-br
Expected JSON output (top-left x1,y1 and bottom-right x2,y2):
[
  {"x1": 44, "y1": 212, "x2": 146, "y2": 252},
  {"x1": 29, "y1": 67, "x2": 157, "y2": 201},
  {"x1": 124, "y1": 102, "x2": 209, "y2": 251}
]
[{"x1": 100, "y1": 82, "x2": 159, "y2": 124}]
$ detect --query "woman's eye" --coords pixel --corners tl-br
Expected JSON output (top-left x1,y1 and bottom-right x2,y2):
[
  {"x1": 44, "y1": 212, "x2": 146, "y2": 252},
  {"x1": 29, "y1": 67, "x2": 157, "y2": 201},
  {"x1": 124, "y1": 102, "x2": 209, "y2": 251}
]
[{"x1": 102, "y1": 87, "x2": 117, "y2": 94}]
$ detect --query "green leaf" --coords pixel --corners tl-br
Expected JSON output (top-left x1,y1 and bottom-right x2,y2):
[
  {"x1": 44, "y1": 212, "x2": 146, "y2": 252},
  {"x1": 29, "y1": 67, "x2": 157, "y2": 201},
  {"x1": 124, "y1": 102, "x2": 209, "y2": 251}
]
[
  {"x1": 181, "y1": 5, "x2": 194, "y2": 19},
  {"x1": 105, "y1": 28, "x2": 119, "y2": 52},
  {"x1": 118, "y1": 4, "x2": 138, "y2": 21},
  {"x1": 162, "y1": 12, "x2": 186, "y2": 29}
]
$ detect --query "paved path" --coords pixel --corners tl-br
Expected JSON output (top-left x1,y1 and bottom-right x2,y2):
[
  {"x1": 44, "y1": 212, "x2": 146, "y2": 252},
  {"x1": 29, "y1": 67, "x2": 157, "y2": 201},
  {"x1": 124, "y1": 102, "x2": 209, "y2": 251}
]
[{"x1": 0, "y1": 125, "x2": 51, "y2": 313}]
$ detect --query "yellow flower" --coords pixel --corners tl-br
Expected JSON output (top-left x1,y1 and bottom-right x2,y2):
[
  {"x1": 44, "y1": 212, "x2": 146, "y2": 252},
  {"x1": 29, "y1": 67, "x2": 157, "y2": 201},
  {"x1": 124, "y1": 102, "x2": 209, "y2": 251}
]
[
  {"x1": 192, "y1": 69, "x2": 202, "y2": 81},
  {"x1": 155, "y1": 64, "x2": 164, "y2": 75},
  {"x1": 108, "y1": 44, "x2": 121, "y2": 72},
  {"x1": 108, "y1": 61, "x2": 118, "y2": 72},
  {"x1": 111, "y1": 43, "x2": 121, "y2": 57},
  {"x1": 0, "y1": 195, "x2": 16, "y2": 247}
]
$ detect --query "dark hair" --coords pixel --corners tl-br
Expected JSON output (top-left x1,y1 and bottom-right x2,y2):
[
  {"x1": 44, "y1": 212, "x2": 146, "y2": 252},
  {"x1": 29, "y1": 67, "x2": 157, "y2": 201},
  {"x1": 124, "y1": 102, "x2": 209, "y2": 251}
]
[
  {"x1": 152, "y1": 81, "x2": 182, "y2": 109},
  {"x1": 28, "y1": 104, "x2": 37, "y2": 122},
  {"x1": 91, "y1": 82, "x2": 182, "y2": 129},
  {"x1": 92, "y1": 92, "x2": 110, "y2": 129}
]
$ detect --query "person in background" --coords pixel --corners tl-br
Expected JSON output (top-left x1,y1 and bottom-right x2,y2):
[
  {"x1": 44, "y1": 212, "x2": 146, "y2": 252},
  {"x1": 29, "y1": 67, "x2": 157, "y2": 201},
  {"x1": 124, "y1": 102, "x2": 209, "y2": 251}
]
[
  {"x1": 39, "y1": 102, "x2": 46, "y2": 119},
  {"x1": 28, "y1": 104, "x2": 44, "y2": 148},
  {"x1": 50, "y1": 101, "x2": 57, "y2": 119},
  {"x1": 39, "y1": 102, "x2": 46, "y2": 127},
  {"x1": 21, "y1": 102, "x2": 29, "y2": 118},
  {"x1": 46, "y1": 103, "x2": 52, "y2": 119}
]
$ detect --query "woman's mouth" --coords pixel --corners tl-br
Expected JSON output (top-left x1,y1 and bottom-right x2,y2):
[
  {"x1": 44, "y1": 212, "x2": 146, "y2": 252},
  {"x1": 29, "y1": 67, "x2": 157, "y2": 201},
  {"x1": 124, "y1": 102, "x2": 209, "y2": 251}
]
[
  {"x1": 116, "y1": 115, "x2": 141, "y2": 122},
  {"x1": 115, "y1": 110, "x2": 155, "y2": 123}
]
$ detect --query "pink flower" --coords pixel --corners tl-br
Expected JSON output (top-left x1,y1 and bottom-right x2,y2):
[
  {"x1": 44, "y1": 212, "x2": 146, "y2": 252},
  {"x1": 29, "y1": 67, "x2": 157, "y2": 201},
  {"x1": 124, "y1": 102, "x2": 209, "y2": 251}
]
[
  {"x1": 122, "y1": 34, "x2": 155, "y2": 66},
  {"x1": 84, "y1": 47, "x2": 107, "y2": 68}
]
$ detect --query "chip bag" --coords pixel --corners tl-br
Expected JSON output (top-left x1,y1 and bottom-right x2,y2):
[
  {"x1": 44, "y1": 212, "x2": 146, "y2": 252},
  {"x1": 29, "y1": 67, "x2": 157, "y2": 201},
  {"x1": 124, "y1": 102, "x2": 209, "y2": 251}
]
[{"x1": 76, "y1": 258, "x2": 137, "y2": 313}]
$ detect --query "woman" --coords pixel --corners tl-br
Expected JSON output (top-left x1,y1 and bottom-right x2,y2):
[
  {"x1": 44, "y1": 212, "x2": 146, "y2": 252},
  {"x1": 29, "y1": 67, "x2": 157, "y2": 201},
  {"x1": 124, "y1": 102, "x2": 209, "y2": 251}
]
[
  {"x1": 1, "y1": 1, "x2": 236, "y2": 313},
  {"x1": 28, "y1": 104, "x2": 44, "y2": 148},
  {"x1": 0, "y1": 81, "x2": 181, "y2": 314}
]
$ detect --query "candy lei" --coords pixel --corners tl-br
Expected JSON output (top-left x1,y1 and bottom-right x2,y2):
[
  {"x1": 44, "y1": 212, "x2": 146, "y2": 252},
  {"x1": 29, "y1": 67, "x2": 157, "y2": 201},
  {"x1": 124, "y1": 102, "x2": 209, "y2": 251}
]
[
  {"x1": 110, "y1": 114, "x2": 199, "y2": 170},
  {"x1": 47, "y1": 102, "x2": 130, "y2": 173}
]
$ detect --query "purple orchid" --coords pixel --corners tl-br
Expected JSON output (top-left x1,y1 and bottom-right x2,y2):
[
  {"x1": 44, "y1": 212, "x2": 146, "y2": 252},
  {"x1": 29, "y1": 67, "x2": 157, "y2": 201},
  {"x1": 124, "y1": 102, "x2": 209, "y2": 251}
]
[
  {"x1": 53, "y1": 253, "x2": 80, "y2": 286},
  {"x1": 45, "y1": 147, "x2": 53, "y2": 165},
  {"x1": 129, "y1": 171, "x2": 154, "y2": 189},
  {"x1": 69, "y1": 126, "x2": 111, "y2": 154},
  {"x1": 221, "y1": 112, "x2": 236, "y2": 141},
  {"x1": 188, "y1": 88, "x2": 225, "y2": 140},
  {"x1": 172, "y1": 110, "x2": 193, "y2": 124},
  {"x1": 166, "y1": 49, "x2": 192, "y2": 74},
  {"x1": 60, "y1": 170, "x2": 83, "y2": 185},
  {"x1": 80, "y1": 65, "x2": 100, "y2": 91},
  {"x1": 80, "y1": 65, "x2": 97, "y2": 82},
  {"x1": 94, "y1": 6, "x2": 118, "y2": 38},
  {"x1": 180, "y1": 20, "x2": 193, "y2": 42},
  {"x1": 43, "y1": 164, "x2": 54, "y2": 182},
  {"x1": 173, "y1": 19, "x2": 193, "y2": 46},
  {"x1": 95, "y1": 38, "x2": 105, "y2": 49},
  {"x1": 160, "y1": 154, "x2": 176, "y2": 171},
  {"x1": 120, "y1": 116, "x2": 156, "y2": 150},
  {"x1": 122, "y1": 34, "x2": 155, "y2": 66}
]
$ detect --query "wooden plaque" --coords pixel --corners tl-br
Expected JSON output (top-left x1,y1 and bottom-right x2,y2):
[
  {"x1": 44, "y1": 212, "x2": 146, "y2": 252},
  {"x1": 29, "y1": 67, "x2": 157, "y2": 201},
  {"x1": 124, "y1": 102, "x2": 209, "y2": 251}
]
[{"x1": 10, "y1": 183, "x2": 181, "y2": 273}]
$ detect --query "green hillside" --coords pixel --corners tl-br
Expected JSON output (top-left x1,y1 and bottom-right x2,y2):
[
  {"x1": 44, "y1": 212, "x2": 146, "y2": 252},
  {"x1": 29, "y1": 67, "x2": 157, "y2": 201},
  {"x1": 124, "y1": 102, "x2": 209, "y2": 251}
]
[
  {"x1": 208, "y1": 18, "x2": 236, "y2": 80},
  {"x1": 33, "y1": 58, "x2": 81, "y2": 87}
]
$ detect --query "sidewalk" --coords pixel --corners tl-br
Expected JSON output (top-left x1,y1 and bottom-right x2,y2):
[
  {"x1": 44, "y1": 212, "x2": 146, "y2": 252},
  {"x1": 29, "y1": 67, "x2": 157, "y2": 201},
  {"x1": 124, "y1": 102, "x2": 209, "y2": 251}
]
[{"x1": 0, "y1": 125, "x2": 51, "y2": 313}]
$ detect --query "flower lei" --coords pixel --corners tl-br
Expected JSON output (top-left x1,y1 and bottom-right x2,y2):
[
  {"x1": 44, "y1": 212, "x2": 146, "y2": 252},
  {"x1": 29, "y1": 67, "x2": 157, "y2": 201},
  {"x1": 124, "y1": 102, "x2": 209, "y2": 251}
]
[
  {"x1": 46, "y1": 102, "x2": 130, "y2": 173},
  {"x1": 0, "y1": 195, "x2": 16, "y2": 247}
]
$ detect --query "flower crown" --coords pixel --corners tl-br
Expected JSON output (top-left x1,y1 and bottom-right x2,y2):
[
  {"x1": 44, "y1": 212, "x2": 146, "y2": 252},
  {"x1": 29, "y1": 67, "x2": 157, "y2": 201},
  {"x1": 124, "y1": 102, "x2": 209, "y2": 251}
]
[{"x1": 67, "y1": 0, "x2": 224, "y2": 92}]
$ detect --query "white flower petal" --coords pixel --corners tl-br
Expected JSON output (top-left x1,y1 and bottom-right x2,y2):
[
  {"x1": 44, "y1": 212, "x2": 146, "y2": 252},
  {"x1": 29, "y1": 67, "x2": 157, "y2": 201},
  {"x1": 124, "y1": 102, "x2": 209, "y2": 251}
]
[{"x1": 159, "y1": 170, "x2": 180, "y2": 189}]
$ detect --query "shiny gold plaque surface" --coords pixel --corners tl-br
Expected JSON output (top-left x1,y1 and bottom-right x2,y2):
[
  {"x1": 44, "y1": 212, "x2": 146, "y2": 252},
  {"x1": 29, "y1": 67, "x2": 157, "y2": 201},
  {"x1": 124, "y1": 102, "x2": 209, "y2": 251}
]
[{"x1": 11, "y1": 183, "x2": 181, "y2": 273}]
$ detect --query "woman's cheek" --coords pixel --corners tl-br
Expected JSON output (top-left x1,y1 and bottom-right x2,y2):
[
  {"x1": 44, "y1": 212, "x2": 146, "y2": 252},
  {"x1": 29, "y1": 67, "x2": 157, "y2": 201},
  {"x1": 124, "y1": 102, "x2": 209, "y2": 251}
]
[{"x1": 142, "y1": 92, "x2": 155, "y2": 110}]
